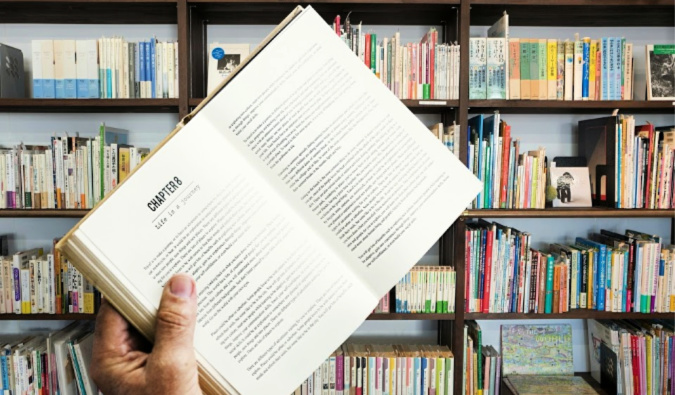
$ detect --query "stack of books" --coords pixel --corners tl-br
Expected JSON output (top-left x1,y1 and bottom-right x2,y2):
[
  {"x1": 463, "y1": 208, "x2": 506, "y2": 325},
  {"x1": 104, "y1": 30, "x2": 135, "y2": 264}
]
[
  {"x1": 465, "y1": 222, "x2": 675, "y2": 314},
  {"x1": 31, "y1": 37, "x2": 178, "y2": 99},
  {"x1": 0, "y1": 123, "x2": 149, "y2": 209},
  {"x1": 0, "y1": 322, "x2": 97, "y2": 394},
  {"x1": 291, "y1": 343, "x2": 454, "y2": 395},
  {"x1": 332, "y1": 15, "x2": 460, "y2": 101},
  {"x1": 468, "y1": 112, "x2": 546, "y2": 209},
  {"x1": 588, "y1": 319, "x2": 674, "y2": 395},
  {"x1": 0, "y1": 239, "x2": 98, "y2": 315}
]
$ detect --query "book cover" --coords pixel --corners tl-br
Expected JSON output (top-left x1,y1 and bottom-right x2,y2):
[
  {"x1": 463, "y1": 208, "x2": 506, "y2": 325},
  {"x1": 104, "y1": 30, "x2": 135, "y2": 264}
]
[
  {"x1": 500, "y1": 324, "x2": 573, "y2": 376},
  {"x1": 503, "y1": 375, "x2": 598, "y2": 395},
  {"x1": 0, "y1": 43, "x2": 25, "y2": 99},
  {"x1": 469, "y1": 38, "x2": 487, "y2": 99},
  {"x1": 646, "y1": 44, "x2": 675, "y2": 100},
  {"x1": 56, "y1": 7, "x2": 481, "y2": 395}
]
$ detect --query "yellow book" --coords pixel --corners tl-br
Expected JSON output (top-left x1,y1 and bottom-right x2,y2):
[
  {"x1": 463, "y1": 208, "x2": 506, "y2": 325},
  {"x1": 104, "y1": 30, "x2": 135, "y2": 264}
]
[
  {"x1": 646, "y1": 335, "x2": 652, "y2": 395},
  {"x1": 589, "y1": 40, "x2": 597, "y2": 100},
  {"x1": 547, "y1": 39, "x2": 557, "y2": 100},
  {"x1": 118, "y1": 146, "x2": 131, "y2": 183}
]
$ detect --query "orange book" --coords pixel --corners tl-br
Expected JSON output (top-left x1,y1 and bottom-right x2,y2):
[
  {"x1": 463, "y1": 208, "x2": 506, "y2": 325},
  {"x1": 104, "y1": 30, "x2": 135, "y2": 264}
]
[{"x1": 553, "y1": 264, "x2": 561, "y2": 313}]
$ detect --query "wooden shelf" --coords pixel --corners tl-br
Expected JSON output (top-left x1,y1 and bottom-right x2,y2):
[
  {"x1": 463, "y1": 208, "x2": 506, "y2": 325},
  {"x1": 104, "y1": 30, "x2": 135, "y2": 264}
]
[
  {"x1": 367, "y1": 313, "x2": 455, "y2": 320},
  {"x1": 0, "y1": 99, "x2": 179, "y2": 113},
  {"x1": 190, "y1": 98, "x2": 458, "y2": 113},
  {"x1": 469, "y1": 2, "x2": 673, "y2": 26},
  {"x1": 0, "y1": 314, "x2": 96, "y2": 321},
  {"x1": 469, "y1": 100, "x2": 674, "y2": 114},
  {"x1": 462, "y1": 208, "x2": 675, "y2": 218},
  {"x1": 191, "y1": 2, "x2": 459, "y2": 25},
  {"x1": 0, "y1": 1, "x2": 178, "y2": 24},
  {"x1": 0, "y1": 209, "x2": 89, "y2": 218},
  {"x1": 466, "y1": 311, "x2": 675, "y2": 320}
]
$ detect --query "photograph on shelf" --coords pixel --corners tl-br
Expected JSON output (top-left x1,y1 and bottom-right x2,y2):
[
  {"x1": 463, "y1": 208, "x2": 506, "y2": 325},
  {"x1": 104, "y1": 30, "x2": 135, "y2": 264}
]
[
  {"x1": 549, "y1": 166, "x2": 592, "y2": 207},
  {"x1": 646, "y1": 44, "x2": 675, "y2": 100},
  {"x1": 207, "y1": 42, "x2": 251, "y2": 95},
  {"x1": 0, "y1": 42, "x2": 25, "y2": 98}
]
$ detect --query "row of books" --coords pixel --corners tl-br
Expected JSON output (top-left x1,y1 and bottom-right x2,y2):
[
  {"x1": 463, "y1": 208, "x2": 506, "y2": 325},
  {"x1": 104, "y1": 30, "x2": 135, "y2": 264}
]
[
  {"x1": 0, "y1": 124, "x2": 149, "y2": 210},
  {"x1": 610, "y1": 117, "x2": 674, "y2": 209},
  {"x1": 470, "y1": 35, "x2": 635, "y2": 101},
  {"x1": 332, "y1": 15, "x2": 460, "y2": 100},
  {"x1": 31, "y1": 38, "x2": 178, "y2": 99},
  {"x1": 588, "y1": 319, "x2": 674, "y2": 395},
  {"x1": 0, "y1": 322, "x2": 97, "y2": 395},
  {"x1": 394, "y1": 266, "x2": 456, "y2": 314},
  {"x1": 0, "y1": 240, "x2": 98, "y2": 315},
  {"x1": 291, "y1": 343, "x2": 455, "y2": 395},
  {"x1": 429, "y1": 122, "x2": 462, "y2": 159},
  {"x1": 465, "y1": 222, "x2": 675, "y2": 314},
  {"x1": 463, "y1": 321, "x2": 501, "y2": 395},
  {"x1": 468, "y1": 113, "x2": 546, "y2": 209}
]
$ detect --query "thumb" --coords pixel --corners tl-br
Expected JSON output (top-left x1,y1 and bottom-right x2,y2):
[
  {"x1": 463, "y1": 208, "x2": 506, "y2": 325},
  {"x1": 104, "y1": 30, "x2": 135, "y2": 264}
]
[{"x1": 153, "y1": 273, "x2": 198, "y2": 362}]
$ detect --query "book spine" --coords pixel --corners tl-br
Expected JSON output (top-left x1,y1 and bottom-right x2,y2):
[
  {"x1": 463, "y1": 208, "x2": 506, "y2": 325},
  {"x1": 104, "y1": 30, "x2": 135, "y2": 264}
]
[
  {"x1": 544, "y1": 255, "x2": 554, "y2": 313},
  {"x1": 582, "y1": 37, "x2": 590, "y2": 100},
  {"x1": 546, "y1": 39, "x2": 557, "y2": 100},
  {"x1": 509, "y1": 38, "x2": 520, "y2": 100},
  {"x1": 520, "y1": 39, "x2": 530, "y2": 100},
  {"x1": 31, "y1": 41, "x2": 43, "y2": 98}
]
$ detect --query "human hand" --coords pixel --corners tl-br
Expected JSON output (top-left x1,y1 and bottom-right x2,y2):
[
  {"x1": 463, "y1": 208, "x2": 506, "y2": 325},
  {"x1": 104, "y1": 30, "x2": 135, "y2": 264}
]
[{"x1": 91, "y1": 273, "x2": 202, "y2": 395}]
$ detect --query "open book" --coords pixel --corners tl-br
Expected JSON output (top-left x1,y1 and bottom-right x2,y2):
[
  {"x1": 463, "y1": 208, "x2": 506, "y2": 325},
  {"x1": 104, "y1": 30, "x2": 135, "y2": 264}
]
[{"x1": 57, "y1": 6, "x2": 481, "y2": 395}]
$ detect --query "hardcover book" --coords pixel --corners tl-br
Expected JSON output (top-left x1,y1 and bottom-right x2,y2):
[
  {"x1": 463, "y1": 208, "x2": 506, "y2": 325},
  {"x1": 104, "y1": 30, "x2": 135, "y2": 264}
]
[
  {"x1": 502, "y1": 375, "x2": 598, "y2": 395},
  {"x1": 500, "y1": 324, "x2": 573, "y2": 376},
  {"x1": 56, "y1": 6, "x2": 481, "y2": 395}
]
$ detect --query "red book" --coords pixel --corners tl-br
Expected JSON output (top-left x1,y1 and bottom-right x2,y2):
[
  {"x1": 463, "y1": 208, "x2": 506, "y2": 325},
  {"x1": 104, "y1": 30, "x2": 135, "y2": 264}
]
[
  {"x1": 482, "y1": 225, "x2": 494, "y2": 313},
  {"x1": 630, "y1": 334, "x2": 640, "y2": 395},
  {"x1": 334, "y1": 15, "x2": 340, "y2": 37}
]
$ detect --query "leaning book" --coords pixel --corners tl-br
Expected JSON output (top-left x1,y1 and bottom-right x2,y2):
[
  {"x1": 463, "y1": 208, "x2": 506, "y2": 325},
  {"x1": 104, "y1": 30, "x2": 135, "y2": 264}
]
[{"x1": 57, "y1": 6, "x2": 481, "y2": 395}]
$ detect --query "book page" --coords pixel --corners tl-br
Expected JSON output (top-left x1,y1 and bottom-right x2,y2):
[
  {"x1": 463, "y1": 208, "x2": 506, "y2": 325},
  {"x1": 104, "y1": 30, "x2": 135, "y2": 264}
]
[
  {"x1": 77, "y1": 109, "x2": 376, "y2": 394},
  {"x1": 201, "y1": 7, "x2": 481, "y2": 299},
  {"x1": 73, "y1": 7, "x2": 480, "y2": 395}
]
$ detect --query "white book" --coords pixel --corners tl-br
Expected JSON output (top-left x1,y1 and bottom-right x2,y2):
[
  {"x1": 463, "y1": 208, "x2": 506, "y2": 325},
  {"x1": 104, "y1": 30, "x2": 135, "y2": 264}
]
[
  {"x1": 62, "y1": 40, "x2": 77, "y2": 98},
  {"x1": 167, "y1": 42, "x2": 175, "y2": 98},
  {"x1": 31, "y1": 40, "x2": 43, "y2": 98},
  {"x1": 41, "y1": 40, "x2": 56, "y2": 98},
  {"x1": 56, "y1": 7, "x2": 480, "y2": 395},
  {"x1": 573, "y1": 35, "x2": 583, "y2": 101},
  {"x1": 564, "y1": 40, "x2": 574, "y2": 101},
  {"x1": 53, "y1": 40, "x2": 66, "y2": 98}
]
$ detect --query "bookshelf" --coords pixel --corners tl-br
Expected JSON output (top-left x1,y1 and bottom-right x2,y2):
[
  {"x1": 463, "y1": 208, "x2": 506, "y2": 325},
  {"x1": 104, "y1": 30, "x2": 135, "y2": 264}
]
[{"x1": 0, "y1": 1, "x2": 672, "y2": 394}]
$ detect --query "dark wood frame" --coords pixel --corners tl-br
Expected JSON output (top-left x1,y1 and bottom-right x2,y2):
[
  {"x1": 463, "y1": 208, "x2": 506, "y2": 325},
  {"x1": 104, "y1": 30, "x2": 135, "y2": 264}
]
[{"x1": 0, "y1": 2, "x2": 673, "y2": 394}]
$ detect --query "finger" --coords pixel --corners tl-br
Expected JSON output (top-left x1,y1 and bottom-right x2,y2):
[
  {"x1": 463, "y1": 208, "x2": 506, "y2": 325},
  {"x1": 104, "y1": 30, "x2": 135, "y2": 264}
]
[
  {"x1": 94, "y1": 298, "x2": 133, "y2": 355},
  {"x1": 152, "y1": 273, "x2": 198, "y2": 362}
]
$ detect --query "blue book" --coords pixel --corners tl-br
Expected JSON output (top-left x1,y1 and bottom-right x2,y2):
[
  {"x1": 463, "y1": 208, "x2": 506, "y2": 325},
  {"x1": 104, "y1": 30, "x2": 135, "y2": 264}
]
[
  {"x1": 55, "y1": 79, "x2": 65, "y2": 98},
  {"x1": 634, "y1": 243, "x2": 642, "y2": 312},
  {"x1": 420, "y1": 357, "x2": 427, "y2": 395},
  {"x1": 139, "y1": 42, "x2": 146, "y2": 97},
  {"x1": 621, "y1": 248, "x2": 629, "y2": 312},
  {"x1": 483, "y1": 115, "x2": 495, "y2": 208},
  {"x1": 150, "y1": 38, "x2": 156, "y2": 98},
  {"x1": 468, "y1": 115, "x2": 484, "y2": 207},
  {"x1": 510, "y1": 232, "x2": 520, "y2": 312},
  {"x1": 64, "y1": 78, "x2": 77, "y2": 98},
  {"x1": 77, "y1": 79, "x2": 88, "y2": 98},
  {"x1": 33, "y1": 79, "x2": 43, "y2": 99},
  {"x1": 144, "y1": 41, "x2": 151, "y2": 97},
  {"x1": 608, "y1": 37, "x2": 616, "y2": 101},
  {"x1": 576, "y1": 237, "x2": 607, "y2": 311},
  {"x1": 582, "y1": 39, "x2": 590, "y2": 99},
  {"x1": 0, "y1": 355, "x2": 8, "y2": 390}
]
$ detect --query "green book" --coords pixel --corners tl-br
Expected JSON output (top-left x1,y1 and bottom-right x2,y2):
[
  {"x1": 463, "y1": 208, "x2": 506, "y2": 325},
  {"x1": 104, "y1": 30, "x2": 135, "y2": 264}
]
[
  {"x1": 544, "y1": 253, "x2": 554, "y2": 313},
  {"x1": 467, "y1": 320, "x2": 483, "y2": 392},
  {"x1": 370, "y1": 33, "x2": 376, "y2": 74}
]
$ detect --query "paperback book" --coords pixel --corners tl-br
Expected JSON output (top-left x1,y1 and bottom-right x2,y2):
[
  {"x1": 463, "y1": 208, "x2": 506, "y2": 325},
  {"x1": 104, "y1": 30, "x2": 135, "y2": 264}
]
[{"x1": 56, "y1": 6, "x2": 481, "y2": 395}]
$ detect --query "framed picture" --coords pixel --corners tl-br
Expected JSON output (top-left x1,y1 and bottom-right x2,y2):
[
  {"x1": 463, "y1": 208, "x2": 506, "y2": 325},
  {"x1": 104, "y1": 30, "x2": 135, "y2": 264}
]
[
  {"x1": 549, "y1": 166, "x2": 592, "y2": 208},
  {"x1": 207, "y1": 43, "x2": 250, "y2": 95},
  {"x1": 646, "y1": 44, "x2": 675, "y2": 101}
]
